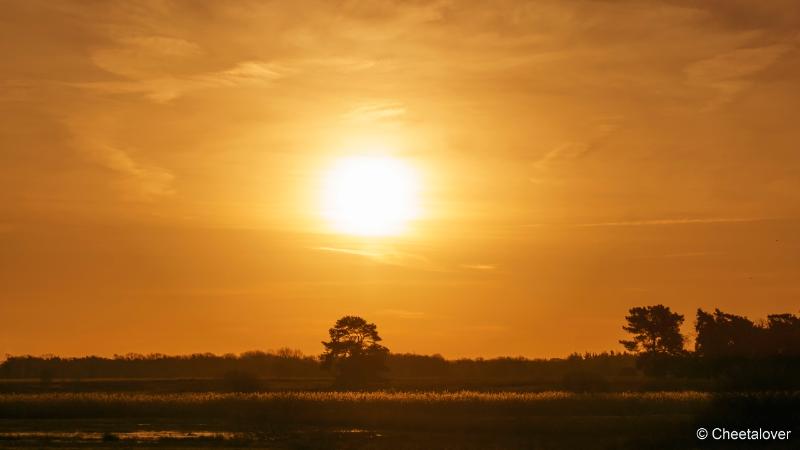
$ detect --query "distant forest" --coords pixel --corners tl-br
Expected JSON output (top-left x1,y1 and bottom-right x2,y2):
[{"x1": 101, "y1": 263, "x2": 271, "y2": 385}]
[
  {"x1": 0, "y1": 350, "x2": 634, "y2": 384},
  {"x1": 2, "y1": 307, "x2": 798, "y2": 391}
]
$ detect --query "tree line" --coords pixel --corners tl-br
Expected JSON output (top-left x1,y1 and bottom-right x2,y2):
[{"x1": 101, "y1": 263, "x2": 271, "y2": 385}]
[
  {"x1": 2, "y1": 309, "x2": 797, "y2": 390},
  {"x1": 620, "y1": 305, "x2": 800, "y2": 387}
]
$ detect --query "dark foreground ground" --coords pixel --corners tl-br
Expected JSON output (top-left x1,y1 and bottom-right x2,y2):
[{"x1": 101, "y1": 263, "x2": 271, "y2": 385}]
[{"x1": 0, "y1": 390, "x2": 797, "y2": 449}]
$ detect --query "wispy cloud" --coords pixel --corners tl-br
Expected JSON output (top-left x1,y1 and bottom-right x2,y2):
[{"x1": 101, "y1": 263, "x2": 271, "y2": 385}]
[
  {"x1": 83, "y1": 144, "x2": 175, "y2": 199},
  {"x1": 633, "y1": 251, "x2": 721, "y2": 260},
  {"x1": 313, "y1": 246, "x2": 383, "y2": 258},
  {"x1": 78, "y1": 61, "x2": 289, "y2": 103},
  {"x1": 90, "y1": 35, "x2": 204, "y2": 78},
  {"x1": 343, "y1": 102, "x2": 406, "y2": 123},
  {"x1": 461, "y1": 264, "x2": 496, "y2": 271},
  {"x1": 67, "y1": 118, "x2": 174, "y2": 201},
  {"x1": 574, "y1": 217, "x2": 773, "y2": 227},
  {"x1": 531, "y1": 116, "x2": 621, "y2": 181},
  {"x1": 659, "y1": 251, "x2": 718, "y2": 258},
  {"x1": 311, "y1": 246, "x2": 443, "y2": 271},
  {"x1": 685, "y1": 42, "x2": 795, "y2": 107},
  {"x1": 303, "y1": 57, "x2": 379, "y2": 73},
  {"x1": 532, "y1": 141, "x2": 590, "y2": 172}
]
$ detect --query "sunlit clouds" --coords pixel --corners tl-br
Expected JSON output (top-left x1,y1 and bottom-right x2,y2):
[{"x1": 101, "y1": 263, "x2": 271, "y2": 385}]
[{"x1": 1, "y1": 1, "x2": 799, "y2": 358}]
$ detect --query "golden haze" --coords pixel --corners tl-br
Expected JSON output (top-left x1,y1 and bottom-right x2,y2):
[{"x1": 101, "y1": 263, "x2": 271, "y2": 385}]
[{"x1": 1, "y1": 1, "x2": 800, "y2": 358}]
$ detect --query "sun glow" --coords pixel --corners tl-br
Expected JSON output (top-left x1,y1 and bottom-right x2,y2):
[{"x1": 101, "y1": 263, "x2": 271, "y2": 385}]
[{"x1": 322, "y1": 156, "x2": 421, "y2": 236}]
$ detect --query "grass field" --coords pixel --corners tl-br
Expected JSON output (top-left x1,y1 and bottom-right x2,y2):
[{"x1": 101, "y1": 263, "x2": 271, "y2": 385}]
[{"x1": 0, "y1": 390, "x2": 797, "y2": 448}]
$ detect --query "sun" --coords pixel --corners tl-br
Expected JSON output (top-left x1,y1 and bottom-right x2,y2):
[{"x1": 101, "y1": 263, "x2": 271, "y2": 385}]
[{"x1": 322, "y1": 156, "x2": 421, "y2": 236}]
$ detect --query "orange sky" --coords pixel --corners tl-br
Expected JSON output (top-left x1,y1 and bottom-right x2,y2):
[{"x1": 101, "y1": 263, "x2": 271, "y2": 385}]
[{"x1": 1, "y1": 1, "x2": 799, "y2": 358}]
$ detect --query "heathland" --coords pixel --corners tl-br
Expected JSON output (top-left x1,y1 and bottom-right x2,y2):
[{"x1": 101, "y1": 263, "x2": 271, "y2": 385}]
[{"x1": 1, "y1": 308, "x2": 798, "y2": 448}]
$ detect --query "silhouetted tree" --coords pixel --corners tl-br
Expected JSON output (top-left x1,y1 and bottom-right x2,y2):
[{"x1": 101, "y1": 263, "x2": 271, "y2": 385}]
[
  {"x1": 620, "y1": 305, "x2": 685, "y2": 356},
  {"x1": 695, "y1": 309, "x2": 759, "y2": 358},
  {"x1": 620, "y1": 305, "x2": 686, "y2": 376},
  {"x1": 694, "y1": 309, "x2": 800, "y2": 387},
  {"x1": 320, "y1": 316, "x2": 389, "y2": 387},
  {"x1": 765, "y1": 313, "x2": 800, "y2": 357}
]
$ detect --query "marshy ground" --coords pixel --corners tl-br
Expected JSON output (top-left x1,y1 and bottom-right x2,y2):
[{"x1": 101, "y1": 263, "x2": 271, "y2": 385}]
[{"x1": 1, "y1": 390, "x2": 797, "y2": 449}]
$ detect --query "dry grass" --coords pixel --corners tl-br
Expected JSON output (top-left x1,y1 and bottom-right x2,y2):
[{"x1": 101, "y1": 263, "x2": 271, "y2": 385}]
[
  {"x1": 0, "y1": 389, "x2": 714, "y2": 409},
  {"x1": 0, "y1": 390, "x2": 714, "y2": 424},
  {"x1": 0, "y1": 391, "x2": 797, "y2": 448}
]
